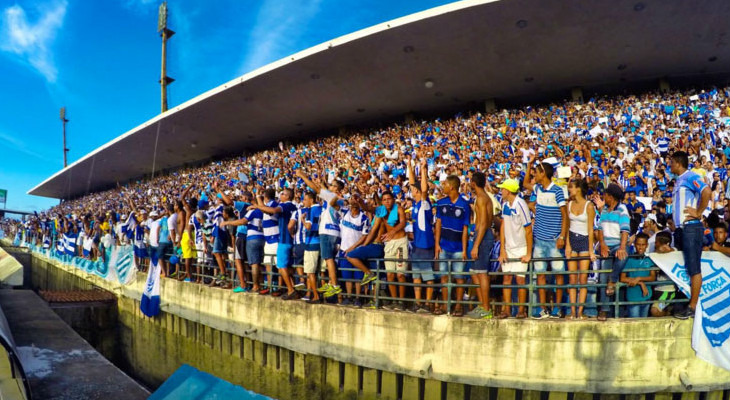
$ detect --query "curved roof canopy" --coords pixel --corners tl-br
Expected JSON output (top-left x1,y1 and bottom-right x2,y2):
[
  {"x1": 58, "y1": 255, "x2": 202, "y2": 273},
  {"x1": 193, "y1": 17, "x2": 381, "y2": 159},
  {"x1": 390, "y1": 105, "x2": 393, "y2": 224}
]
[{"x1": 30, "y1": 0, "x2": 730, "y2": 199}]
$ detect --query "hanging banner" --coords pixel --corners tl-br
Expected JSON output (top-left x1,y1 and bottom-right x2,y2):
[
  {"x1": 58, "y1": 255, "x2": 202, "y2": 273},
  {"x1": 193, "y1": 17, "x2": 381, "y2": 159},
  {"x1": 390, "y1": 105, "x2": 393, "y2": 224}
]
[
  {"x1": 141, "y1": 254, "x2": 162, "y2": 318},
  {"x1": 29, "y1": 243, "x2": 138, "y2": 285},
  {"x1": 650, "y1": 251, "x2": 730, "y2": 371}
]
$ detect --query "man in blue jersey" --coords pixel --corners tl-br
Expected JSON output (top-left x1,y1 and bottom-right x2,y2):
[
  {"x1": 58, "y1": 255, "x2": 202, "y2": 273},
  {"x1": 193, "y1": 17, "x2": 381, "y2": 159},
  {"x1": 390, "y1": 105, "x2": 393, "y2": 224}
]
[
  {"x1": 595, "y1": 183, "x2": 631, "y2": 321},
  {"x1": 407, "y1": 158, "x2": 435, "y2": 313},
  {"x1": 435, "y1": 175, "x2": 470, "y2": 316},
  {"x1": 670, "y1": 151, "x2": 711, "y2": 319},
  {"x1": 523, "y1": 156, "x2": 569, "y2": 319},
  {"x1": 254, "y1": 188, "x2": 300, "y2": 300}
]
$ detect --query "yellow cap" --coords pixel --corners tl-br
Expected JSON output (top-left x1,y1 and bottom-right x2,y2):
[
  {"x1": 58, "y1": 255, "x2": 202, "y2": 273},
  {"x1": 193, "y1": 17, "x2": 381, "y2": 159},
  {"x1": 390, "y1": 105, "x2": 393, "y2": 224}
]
[{"x1": 497, "y1": 179, "x2": 520, "y2": 193}]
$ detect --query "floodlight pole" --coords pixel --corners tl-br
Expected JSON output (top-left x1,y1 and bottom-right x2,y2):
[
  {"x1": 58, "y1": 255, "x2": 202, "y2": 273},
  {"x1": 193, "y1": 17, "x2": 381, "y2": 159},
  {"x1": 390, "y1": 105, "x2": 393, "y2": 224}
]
[
  {"x1": 158, "y1": 1, "x2": 175, "y2": 113},
  {"x1": 60, "y1": 107, "x2": 69, "y2": 168}
]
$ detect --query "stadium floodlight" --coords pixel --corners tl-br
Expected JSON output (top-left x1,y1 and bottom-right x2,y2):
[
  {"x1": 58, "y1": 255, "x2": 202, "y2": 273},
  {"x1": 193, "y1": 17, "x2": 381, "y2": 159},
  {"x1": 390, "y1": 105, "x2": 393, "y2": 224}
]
[
  {"x1": 60, "y1": 107, "x2": 69, "y2": 168},
  {"x1": 424, "y1": 79, "x2": 434, "y2": 89}
]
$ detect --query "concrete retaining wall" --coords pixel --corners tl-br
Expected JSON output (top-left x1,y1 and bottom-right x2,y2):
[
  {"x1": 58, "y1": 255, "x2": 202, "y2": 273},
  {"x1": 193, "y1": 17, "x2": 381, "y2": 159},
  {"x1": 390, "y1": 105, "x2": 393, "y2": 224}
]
[{"x1": 19, "y1": 245, "x2": 730, "y2": 399}]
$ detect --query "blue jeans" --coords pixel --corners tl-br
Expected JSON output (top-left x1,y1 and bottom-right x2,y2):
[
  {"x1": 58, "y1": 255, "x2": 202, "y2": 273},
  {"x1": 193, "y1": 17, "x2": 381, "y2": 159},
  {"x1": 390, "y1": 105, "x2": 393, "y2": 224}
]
[
  {"x1": 532, "y1": 238, "x2": 565, "y2": 272},
  {"x1": 627, "y1": 304, "x2": 650, "y2": 318},
  {"x1": 599, "y1": 245, "x2": 628, "y2": 312},
  {"x1": 674, "y1": 222, "x2": 703, "y2": 277}
]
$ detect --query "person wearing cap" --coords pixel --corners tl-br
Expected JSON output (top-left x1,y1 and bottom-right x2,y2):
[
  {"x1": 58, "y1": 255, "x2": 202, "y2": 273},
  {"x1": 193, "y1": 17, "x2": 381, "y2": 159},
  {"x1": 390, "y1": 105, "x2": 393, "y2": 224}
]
[
  {"x1": 595, "y1": 183, "x2": 631, "y2": 321},
  {"x1": 497, "y1": 178, "x2": 531, "y2": 319},
  {"x1": 146, "y1": 209, "x2": 164, "y2": 274},
  {"x1": 670, "y1": 151, "x2": 711, "y2": 319}
]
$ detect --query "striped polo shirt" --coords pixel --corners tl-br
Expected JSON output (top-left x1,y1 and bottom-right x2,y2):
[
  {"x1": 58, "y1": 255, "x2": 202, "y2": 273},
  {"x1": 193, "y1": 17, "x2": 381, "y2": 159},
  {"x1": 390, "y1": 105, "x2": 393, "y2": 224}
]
[
  {"x1": 533, "y1": 182, "x2": 566, "y2": 241},
  {"x1": 656, "y1": 137, "x2": 670, "y2": 153},
  {"x1": 672, "y1": 170, "x2": 708, "y2": 226},
  {"x1": 435, "y1": 196, "x2": 470, "y2": 253},
  {"x1": 290, "y1": 207, "x2": 307, "y2": 245},
  {"x1": 595, "y1": 204, "x2": 630, "y2": 247},
  {"x1": 262, "y1": 200, "x2": 280, "y2": 244}
]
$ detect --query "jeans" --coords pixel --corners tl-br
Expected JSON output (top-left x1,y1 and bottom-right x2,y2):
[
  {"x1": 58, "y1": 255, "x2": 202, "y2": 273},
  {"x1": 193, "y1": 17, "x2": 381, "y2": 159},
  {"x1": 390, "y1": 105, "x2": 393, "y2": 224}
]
[
  {"x1": 627, "y1": 304, "x2": 650, "y2": 318},
  {"x1": 532, "y1": 238, "x2": 565, "y2": 272},
  {"x1": 599, "y1": 245, "x2": 628, "y2": 312},
  {"x1": 674, "y1": 222, "x2": 703, "y2": 277}
]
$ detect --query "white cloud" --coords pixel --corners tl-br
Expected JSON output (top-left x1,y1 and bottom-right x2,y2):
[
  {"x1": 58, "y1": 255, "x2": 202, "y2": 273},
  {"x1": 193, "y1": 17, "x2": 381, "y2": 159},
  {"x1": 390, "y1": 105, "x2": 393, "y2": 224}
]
[
  {"x1": 0, "y1": 0, "x2": 67, "y2": 82},
  {"x1": 238, "y1": 0, "x2": 323, "y2": 75},
  {"x1": 0, "y1": 131, "x2": 50, "y2": 160}
]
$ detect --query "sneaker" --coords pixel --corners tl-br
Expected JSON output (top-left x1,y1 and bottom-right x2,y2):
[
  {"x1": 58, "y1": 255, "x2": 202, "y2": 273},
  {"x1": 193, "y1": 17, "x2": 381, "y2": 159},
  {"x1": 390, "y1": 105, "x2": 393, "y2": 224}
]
[
  {"x1": 272, "y1": 288, "x2": 286, "y2": 297},
  {"x1": 407, "y1": 304, "x2": 418, "y2": 313},
  {"x1": 364, "y1": 300, "x2": 377, "y2": 309},
  {"x1": 395, "y1": 302, "x2": 406, "y2": 312},
  {"x1": 481, "y1": 309, "x2": 494, "y2": 320},
  {"x1": 353, "y1": 299, "x2": 363, "y2": 308},
  {"x1": 316, "y1": 283, "x2": 331, "y2": 293},
  {"x1": 282, "y1": 291, "x2": 300, "y2": 301},
  {"x1": 300, "y1": 295, "x2": 311, "y2": 302},
  {"x1": 183, "y1": 278, "x2": 191, "y2": 283},
  {"x1": 674, "y1": 307, "x2": 695, "y2": 320},
  {"x1": 324, "y1": 285, "x2": 342, "y2": 298},
  {"x1": 258, "y1": 288, "x2": 270, "y2": 295},
  {"x1": 532, "y1": 309, "x2": 550, "y2": 320},
  {"x1": 466, "y1": 306, "x2": 485, "y2": 319},
  {"x1": 339, "y1": 297, "x2": 352, "y2": 307},
  {"x1": 294, "y1": 282, "x2": 306, "y2": 290},
  {"x1": 361, "y1": 272, "x2": 377, "y2": 285},
  {"x1": 416, "y1": 305, "x2": 432, "y2": 314},
  {"x1": 549, "y1": 307, "x2": 564, "y2": 319},
  {"x1": 383, "y1": 302, "x2": 398, "y2": 311},
  {"x1": 233, "y1": 286, "x2": 246, "y2": 293}
]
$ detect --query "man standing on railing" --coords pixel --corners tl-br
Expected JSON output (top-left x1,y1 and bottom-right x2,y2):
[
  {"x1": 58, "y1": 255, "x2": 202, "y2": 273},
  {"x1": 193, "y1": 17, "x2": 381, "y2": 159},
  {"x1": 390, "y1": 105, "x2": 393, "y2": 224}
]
[
  {"x1": 595, "y1": 183, "x2": 630, "y2": 321},
  {"x1": 523, "y1": 155, "x2": 569, "y2": 319},
  {"x1": 670, "y1": 151, "x2": 711, "y2": 319},
  {"x1": 466, "y1": 171, "x2": 495, "y2": 319},
  {"x1": 434, "y1": 175, "x2": 471, "y2": 316}
]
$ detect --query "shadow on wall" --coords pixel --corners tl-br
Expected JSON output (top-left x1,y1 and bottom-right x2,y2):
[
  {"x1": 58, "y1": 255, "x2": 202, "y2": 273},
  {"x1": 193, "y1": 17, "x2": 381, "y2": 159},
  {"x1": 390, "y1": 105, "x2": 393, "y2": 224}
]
[{"x1": 575, "y1": 326, "x2": 620, "y2": 391}]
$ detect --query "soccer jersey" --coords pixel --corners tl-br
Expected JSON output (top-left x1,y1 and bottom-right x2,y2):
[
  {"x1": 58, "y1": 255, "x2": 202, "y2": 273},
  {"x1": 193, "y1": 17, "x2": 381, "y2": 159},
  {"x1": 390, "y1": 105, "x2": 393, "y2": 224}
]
[
  {"x1": 435, "y1": 196, "x2": 470, "y2": 253},
  {"x1": 340, "y1": 211, "x2": 369, "y2": 250},
  {"x1": 672, "y1": 170, "x2": 708, "y2": 226},
  {"x1": 291, "y1": 207, "x2": 307, "y2": 245},
  {"x1": 262, "y1": 200, "x2": 280, "y2": 244},
  {"x1": 244, "y1": 209, "x2": 264, "y2": 241},
  {"x1": 277, "y1": 201, "x2": 297, "y2": 245},
  {"x1": 305, "y1": 205, "x2": 322, "y2": 250},
  {"x1": 318, "y1": 189, "x2": 346, "y2": 237},
  {"x1": 533, "y1": 182, "x2": 566, "y2": 241},
  {"x1": 234, "y1": 201, "x2": 250, "y2": 235},
  {"x1": 502, "y1": 196, "x2": 532, "y2": 250},
  {"x1": 412, "y1": 198, "x2": 435, "y2": 249}
]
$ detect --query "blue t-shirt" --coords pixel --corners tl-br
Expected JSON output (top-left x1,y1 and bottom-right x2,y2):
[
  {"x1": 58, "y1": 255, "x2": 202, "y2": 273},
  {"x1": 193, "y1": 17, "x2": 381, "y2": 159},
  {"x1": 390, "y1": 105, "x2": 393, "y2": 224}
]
[
  {"x1": 305, "y1": 205, "x2": 322, "y2": 251},
  {"x1": 624, "y1": 254, "x2": 654, "y2": 302},
  {"x1": 277, "y1": 201, "x2": 297, "y2": 245},
  {"x1": 435, "y1": 196, "x2": 470, "y2": 253},
  {"x1": 412, "y1": 199, "x2": 435, "y2": 249},
  {"x1": 672, "y1": 170, "x2": 708, "y2": 226},
  {"x1": 159, "y1": 216, "x2": 171, "y2": 244},
  {"x1": 234, "y1": 201, "x2": 250, "y2": 235}
]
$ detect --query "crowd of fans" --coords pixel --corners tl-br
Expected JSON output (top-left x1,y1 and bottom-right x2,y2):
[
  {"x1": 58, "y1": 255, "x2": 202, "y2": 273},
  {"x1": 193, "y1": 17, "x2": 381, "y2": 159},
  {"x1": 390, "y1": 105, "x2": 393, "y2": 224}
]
[{"x1": 4, "y1": 85, "x2": 730, "y2": 320}]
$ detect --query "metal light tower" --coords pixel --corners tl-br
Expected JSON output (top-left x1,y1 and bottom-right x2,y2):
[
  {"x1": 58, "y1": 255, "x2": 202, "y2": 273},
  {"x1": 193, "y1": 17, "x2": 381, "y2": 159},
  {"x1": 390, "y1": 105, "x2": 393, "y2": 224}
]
[
  {"x1": 158, "y1": 1, "x2": 175, "y2": 113},
  {"x1": 60, "y1": 107, "x2": 69, "y2": 167}
]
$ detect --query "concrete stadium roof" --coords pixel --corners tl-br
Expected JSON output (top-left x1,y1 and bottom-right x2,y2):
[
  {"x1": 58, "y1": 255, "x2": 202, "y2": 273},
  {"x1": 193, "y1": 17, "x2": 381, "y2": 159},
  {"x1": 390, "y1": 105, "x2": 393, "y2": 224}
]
[{"x1": 29, "y1": 0, "x2": 730, "y2": 199}]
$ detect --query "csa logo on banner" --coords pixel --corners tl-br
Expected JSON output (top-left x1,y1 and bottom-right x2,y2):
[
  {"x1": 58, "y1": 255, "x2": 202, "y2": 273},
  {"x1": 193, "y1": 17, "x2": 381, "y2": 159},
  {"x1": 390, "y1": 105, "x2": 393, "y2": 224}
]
[{"x1": 698, "y1": 259, "x2": 730, "y2": 347}]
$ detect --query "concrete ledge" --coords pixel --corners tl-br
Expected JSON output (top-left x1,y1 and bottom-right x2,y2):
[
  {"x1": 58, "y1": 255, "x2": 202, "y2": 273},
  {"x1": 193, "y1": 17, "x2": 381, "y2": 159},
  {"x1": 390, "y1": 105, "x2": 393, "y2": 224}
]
[{"x1": 22, "y1": 246, "x2": 730, "y2": 394}]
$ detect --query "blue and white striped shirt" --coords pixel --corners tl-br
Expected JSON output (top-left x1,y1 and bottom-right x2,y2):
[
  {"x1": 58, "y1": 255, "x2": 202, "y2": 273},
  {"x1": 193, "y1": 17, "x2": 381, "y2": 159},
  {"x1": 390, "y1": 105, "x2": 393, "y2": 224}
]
[
  {"x1": 262, "y1": 200, "x2": 280, "y2": 244},
  {"x1": 291, "y1": 208, "x2": 307, "y2": 245},
  {"x1": 244, "y1": 209, "x2": 264, "y2": 241},
  {"x1": 305, "y1": 205, "x2": 322, "y2": 250},
  {"x1": 533, "y1": 183, "x2": 566, "y2": 241},
  {"x1": 596, "y1": 204, "x2": 630, "y2": 247}
]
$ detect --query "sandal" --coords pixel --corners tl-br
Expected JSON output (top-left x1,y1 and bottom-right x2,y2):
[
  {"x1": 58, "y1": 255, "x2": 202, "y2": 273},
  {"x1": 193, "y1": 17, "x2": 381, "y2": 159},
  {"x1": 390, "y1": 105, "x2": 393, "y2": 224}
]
[
  {"x1": 605, "y1": 283, "x2": 615, "y2": 297},
  {"x1": 433, "y1": 308, "x2": 445, "y2": 316},
  {"x1": 452, "y1": 307, "x2": 464, "y2": 317},
  {"x1": 597, "y1": 311, "x2": 607, "y2": 322},
  {"x1": 515, "y1": 312, "x2": 527, "y2": 319},
  {"x1": 497, "y1": 312, "x2": 510, "y2": 319}
]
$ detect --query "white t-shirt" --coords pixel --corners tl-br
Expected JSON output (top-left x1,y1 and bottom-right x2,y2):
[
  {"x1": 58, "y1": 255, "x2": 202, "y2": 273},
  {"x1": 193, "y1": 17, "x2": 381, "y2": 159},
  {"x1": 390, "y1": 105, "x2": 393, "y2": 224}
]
[
  {"x1": 318, "y1": 189, "x2": 346, "y2": 238},
  {"x1": 339, "y1": 211, "x2": 369, "y2": 251},
  {"x1": 502, "y1": 196, "x2": 532, "y2": 250},
  {"x1": 148, "y1": 219, "x2": 161, "y2": 247},
  {"x1": 167, "y1": 213, "x2": 179, "y2": 243},
  {"x1": 520, "y1": 148, "x2": 536, "y2": 164}
]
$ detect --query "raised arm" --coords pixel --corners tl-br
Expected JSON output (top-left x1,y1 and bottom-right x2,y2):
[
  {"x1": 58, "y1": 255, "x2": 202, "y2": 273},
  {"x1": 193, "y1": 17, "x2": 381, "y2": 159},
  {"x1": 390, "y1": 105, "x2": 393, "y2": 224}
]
[{"x1": 296, "y1": 170, "x2": 322, "y2": 193}]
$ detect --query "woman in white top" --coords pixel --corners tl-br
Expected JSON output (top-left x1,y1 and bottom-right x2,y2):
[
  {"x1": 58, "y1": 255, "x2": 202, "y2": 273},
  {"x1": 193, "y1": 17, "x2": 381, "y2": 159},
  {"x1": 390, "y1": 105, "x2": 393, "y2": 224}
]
[{"x1": 565, "y1": 178, "x2": 596, "y2": 320}]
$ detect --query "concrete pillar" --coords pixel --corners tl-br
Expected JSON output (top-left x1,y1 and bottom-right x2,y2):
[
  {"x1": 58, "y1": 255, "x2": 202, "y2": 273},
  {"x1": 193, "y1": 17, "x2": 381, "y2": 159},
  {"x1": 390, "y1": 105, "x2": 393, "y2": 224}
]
[
  {"x1": 659, "y1": 78, "x2": 670, "y2": 93},
  {"x1": 361, "y1": 368, "x2": 379, "y2": 398},
  {"x1": 402, "y1": 375, "x2": 420, "y2": 400},
  {"x1": 497, "y1": 387, "x2": 517, "y2": 400},
  {"x1": 342, "y1": 363, "x2": 359, "y2": 396},
  {"x1": 485, "y1": 98, "x2": 496, "y2": 113},
  {"x1": 446, "y1": 382, "x2": 466, "y2": 400},
  {"x1": 707, "y1": 390, "x2": 725, "y2": 400},
  {"x1": 574, "y1": 392, "x2": 593, "y2": 400},
  {"x1": 470, "y1": 386, "x2": 490, "y2": 400},
  {"x1": 381, "y1": 371, "x2": 399, "y2": 400},
  {"x1": 423, "y1": 380, "x2": 442, "y2": 400},
  {"x1": 523, "y1": 390, "x2": 542, "y2": 400},
  {"x1": 571, "y1": 87, "x2": 584, "y2": 103}
]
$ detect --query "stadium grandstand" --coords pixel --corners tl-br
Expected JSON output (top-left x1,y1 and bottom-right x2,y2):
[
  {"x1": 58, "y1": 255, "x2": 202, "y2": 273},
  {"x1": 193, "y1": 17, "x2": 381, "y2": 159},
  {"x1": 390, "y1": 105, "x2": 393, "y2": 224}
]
[{"x1": 5, "y1": 0, "x2": 730, "y2": 321}]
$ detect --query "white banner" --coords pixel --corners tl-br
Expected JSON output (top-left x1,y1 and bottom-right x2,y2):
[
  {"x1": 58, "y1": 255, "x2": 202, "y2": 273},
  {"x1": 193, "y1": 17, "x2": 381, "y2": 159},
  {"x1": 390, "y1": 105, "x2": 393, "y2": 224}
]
[{"x1": 650, "y1": 251, "x2": 730, "y2": 371}]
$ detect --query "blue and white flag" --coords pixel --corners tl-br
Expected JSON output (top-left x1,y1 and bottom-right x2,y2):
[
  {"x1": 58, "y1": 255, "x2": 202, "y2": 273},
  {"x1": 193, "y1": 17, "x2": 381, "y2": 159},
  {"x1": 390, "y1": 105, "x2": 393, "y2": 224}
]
[
  {"x1": 650, "y1": 251, "x2": 730, "y2": 371},
  {"x1": 121, "y1": 211, "x2": 137, "y2": 239},
  {"x1": 140, "y1": 253, "x2": 161, "y2": 317}
]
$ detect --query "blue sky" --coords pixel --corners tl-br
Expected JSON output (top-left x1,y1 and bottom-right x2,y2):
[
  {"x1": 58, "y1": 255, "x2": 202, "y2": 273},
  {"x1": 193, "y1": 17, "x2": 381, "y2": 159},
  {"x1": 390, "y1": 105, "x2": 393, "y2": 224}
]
[{"x1": 0, "y1": 0, "x2": 453, "y2": 213}]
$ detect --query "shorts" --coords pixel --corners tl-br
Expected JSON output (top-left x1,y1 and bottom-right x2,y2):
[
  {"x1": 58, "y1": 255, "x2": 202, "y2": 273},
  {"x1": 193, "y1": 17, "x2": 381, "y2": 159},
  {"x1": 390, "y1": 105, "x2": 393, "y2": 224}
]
[
  {"x1": 234, "y1": 234, "x2": 247, "y2": 261},
  {"x1": 213, "y1": 231, "x2": 229, "y2": 254},
  {"x1": 181, "y1": 231, "x2": 195, "y2": 259},
  {"x1": 134, "y1": 245, "x2": 149, "y2": 259},
  {"x1": 568, "y1": 232, "x2": 589, "y2": 254},
  {"x1": 292, "y1": 244, "x2": 305, "y2": 266},
  {"x1": 384, "y1": 236, "x2": 409, "y2": 273},
  {"x1": 157, "y1": 241, "x2": 172, "y2": 261},
  {"x1": 438, "y1": 251, "x2": 466, "y2": 280},
  {"x1": 276, "y1": 243, "x2": 293, "y2": 269},
  {"x1": 410, "y1": 247, "x2": 435, "y2": 282},
  {"x1": 320, "y1": 234, "x2": 339, "y2": 261},
  {"x1": 263, "y1": 242, "x2": 278, "y2": 266},
  {"x1": 347, "y1": 243, "x2": 385, "y2": 263},
  {"x1": 339, "y1": 250, "x2": 364, "y2": 281},
  {"x1": 471, "y1": 230, "x2": 495, "y2": 272},
  {"x1": 196, "y1": 242, "x2": 208, "y2": 265},
  {"x1": 533, "y1": 238, "x2": 565, "y2": 272},
  {"x1": 303, "y1": 250, "x2": 320, "y2": 274},
  {"x1": 501, "y1": 246, "x2": 528, "y2": 278},
  {"x1": 675, "y1": 223, "x2": 703, "y2": 277},
  {"x1": 246, "y1": 238, "x2": 265, "y2": 265}
]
